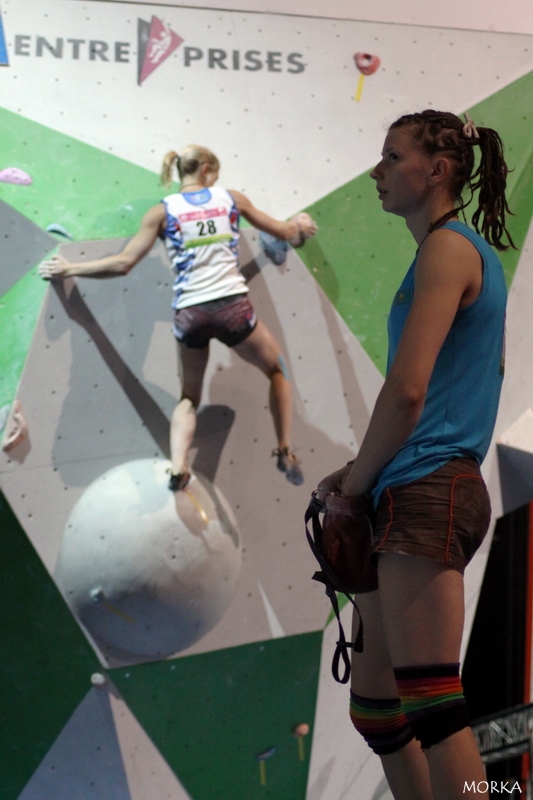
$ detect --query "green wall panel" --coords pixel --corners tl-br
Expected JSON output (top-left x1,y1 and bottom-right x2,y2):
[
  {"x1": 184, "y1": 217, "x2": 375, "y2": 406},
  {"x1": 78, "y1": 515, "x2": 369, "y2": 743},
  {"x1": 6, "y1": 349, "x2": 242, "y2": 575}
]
[
  {"x1": 111, "y1": 632, "x2": 322, "y2": 800},
  {"x1": 300, "y1": 70, "x2": 533, "y2": 372},
  {"x1": 301, "y1": 181, "x2": 411, "y2": 373},
  {"x1": 0, "y1": 106, "x2": 177, "y2": 241},
  {"x1": 0, "y1": 105, "x2": 178, "y2": 415},
  {"x1": 0, "y1": 491, "x2": 101, "y2": 800}
]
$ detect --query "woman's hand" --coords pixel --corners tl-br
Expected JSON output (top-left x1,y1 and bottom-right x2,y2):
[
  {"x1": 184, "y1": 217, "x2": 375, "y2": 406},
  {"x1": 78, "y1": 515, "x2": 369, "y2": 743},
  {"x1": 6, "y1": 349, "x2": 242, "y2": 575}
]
[
  {"x1": 38, "y1": 204, "x2": 166, "y2": 281},
  {"x1": 288, "y1": 212, "x2": 318, "y2": 247},
  {"x1": 39, "y1": 255, "x2": 71, "y2": 281},
  {"x1": 315, "y1": 462, "x2": 353, "y2": 503}
]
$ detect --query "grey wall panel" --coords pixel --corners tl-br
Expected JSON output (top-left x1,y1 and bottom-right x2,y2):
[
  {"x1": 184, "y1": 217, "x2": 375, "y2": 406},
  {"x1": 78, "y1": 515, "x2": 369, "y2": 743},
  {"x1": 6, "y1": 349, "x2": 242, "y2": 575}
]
[
  {"x1": 0, "y1": 201, "x2": 56, "y2": 297},
  {"x1": 498, "y1": 444, "x2": 533, "y2": 515},
  {"x1": 0, "y1": 230, "x2": 382, "y2": 664},
  {"x1": 17, "y1": 686, "x2": 131, "y2": 800},
  {"x1": 109, "y1": 689, "x2": 193, "y2": 800}
]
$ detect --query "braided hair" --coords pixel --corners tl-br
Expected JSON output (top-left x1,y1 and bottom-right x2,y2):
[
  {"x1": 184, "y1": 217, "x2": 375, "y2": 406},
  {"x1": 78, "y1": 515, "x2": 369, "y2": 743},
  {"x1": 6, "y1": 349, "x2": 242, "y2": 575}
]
[{"x1": 390, "y1": 110, "x2": 516, "y2": 251}]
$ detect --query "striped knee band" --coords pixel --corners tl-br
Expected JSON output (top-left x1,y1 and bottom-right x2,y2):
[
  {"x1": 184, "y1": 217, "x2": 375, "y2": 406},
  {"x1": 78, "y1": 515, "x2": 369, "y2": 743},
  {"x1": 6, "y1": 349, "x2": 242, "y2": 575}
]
[
  {"x1": 349, "y1": 691, "x2": 414, "y2": 755},
  {"x1": 394, "y1": 663, "x2": 470, "y2": 749}
]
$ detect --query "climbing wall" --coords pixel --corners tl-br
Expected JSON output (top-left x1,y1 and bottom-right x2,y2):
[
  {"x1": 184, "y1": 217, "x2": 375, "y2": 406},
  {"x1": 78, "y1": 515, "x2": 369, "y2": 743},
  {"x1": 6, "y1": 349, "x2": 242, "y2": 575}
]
[
  {"x1": 1, "y1": 223, "x2": 382, "y2": 799},
  {"x1": 1, "y1": 1, "x2": 532, "y2": 798}
]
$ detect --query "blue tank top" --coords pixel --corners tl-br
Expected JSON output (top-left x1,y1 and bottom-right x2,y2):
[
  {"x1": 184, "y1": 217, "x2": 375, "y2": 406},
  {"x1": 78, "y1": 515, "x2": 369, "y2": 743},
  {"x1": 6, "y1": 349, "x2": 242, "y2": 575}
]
[{"x1": 371, "y1": 221, "x2": 507, "y2": 505}]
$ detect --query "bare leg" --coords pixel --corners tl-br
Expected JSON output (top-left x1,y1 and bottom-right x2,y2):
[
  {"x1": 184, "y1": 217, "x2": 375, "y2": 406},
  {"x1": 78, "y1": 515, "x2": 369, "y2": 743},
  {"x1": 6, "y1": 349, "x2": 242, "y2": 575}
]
[
  {"x1": 380, "y1": 746, "x2": 434, "y2": 800},
  {"x1": 378, "y1": 554, "x2": 488, "y2": 800},
  {"x1": 170, "y1": 399, "x2": 197, "y2": 476},
  {"x1": 424, "y1": 731, "x2": 489, "y2": 800},
  {"x1": 351, "y1": 593, "x2": 433, "y2": 800},
  {"x1": 170, "y1": 343, "x2": 209, "y2": 476},
  {"x1": 233, "y1": 320, "x2": 292, "y2": 449},
  {"x1": 234, "y1": 320, "x2": 302, "y2": 483},
  {"x1": 269, "y1": 370, "x2": 292, "y2": 450}
]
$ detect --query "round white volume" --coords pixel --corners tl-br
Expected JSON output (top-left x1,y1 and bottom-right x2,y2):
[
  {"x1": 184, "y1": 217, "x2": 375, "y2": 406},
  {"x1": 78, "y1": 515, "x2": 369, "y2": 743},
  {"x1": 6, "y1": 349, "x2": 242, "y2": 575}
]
[{"x1": 55, "y1": 459, "x2": 242, "y2": 661}]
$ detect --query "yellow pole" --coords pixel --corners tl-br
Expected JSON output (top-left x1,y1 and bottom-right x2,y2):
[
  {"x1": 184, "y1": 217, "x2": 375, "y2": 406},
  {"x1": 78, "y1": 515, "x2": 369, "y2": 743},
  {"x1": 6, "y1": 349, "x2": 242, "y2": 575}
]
[{"x1": 355, "y1": 73, "x2": 365, "y2": 102}]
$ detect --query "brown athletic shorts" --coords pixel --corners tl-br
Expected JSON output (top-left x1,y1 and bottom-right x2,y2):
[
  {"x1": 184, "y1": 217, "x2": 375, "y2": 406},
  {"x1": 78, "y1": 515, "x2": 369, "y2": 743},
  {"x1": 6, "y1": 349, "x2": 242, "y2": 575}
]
[
  {"x1": 173, "y1": 293, "x2": 257, "y2": 349},
  {"x1": 373, "y1": 458, "x2": 491, "y2": 574}
]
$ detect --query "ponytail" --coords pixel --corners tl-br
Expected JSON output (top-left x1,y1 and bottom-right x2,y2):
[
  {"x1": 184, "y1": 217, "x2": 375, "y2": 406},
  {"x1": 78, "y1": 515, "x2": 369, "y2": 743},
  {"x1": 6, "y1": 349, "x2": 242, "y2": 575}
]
[
  {"x1": 470, "y1": 126, "x2": 515, "y2": 251},
  {"x1": 160, "y1": 145, "x2": 220, "y2": 189},
  {"x1": 160, "y1": 150, "x2": 179, "y2": 188}
]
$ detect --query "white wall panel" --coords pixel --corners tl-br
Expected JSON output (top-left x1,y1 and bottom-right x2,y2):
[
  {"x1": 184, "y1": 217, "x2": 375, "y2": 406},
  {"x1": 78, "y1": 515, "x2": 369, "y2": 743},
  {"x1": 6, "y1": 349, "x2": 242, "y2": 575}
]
[
  {"x1": 97, "y1": 0, "x2": 533, "y2": 37},
  {"x1": 0, "y1": 0, "x2": 531, "y2": 221}
]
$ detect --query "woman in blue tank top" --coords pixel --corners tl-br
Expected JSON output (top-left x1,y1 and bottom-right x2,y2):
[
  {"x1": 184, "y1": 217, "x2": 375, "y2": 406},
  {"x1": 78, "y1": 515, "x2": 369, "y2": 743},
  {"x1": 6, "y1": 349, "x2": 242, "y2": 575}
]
[
  {"x1": 39, "y1": 145, "x2": 317, "y2": 491},
  {"x1": 317, "y1": 111, "x2": 515, "y2": 800}
]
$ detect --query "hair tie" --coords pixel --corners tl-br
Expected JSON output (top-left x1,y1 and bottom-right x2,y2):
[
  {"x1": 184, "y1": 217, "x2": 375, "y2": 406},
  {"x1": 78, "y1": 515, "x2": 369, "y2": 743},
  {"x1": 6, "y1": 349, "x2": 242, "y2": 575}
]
[{"x1": 462, "y1": 113, "x2": 480, "y2": 140}]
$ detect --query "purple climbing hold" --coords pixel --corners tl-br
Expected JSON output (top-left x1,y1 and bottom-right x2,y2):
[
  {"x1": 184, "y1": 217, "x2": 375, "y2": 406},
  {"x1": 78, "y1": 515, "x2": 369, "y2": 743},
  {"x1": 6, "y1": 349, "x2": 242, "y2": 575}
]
[
  {"x1": 0, "y1": 167, "x2": 32, "y2": 185},
  {"x1": 256, "y1": 745, "x2": 276, "y2": 761}
]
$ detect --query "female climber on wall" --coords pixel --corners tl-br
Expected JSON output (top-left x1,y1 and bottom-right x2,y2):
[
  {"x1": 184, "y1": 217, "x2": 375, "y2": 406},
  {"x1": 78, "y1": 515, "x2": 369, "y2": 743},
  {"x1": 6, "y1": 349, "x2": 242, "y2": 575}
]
[
  {"x1": 316, "y1": 110, "x2": 514, "y2": 800},
  {"x1": 39, "y1": 145, "x2": 317, "y2": 490}
]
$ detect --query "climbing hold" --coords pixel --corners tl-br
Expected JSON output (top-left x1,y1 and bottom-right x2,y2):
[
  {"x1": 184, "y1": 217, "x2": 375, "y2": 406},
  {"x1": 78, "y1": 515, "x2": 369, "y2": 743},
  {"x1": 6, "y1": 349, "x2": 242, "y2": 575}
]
[
  {"x1": 353, "y1": 53, "x2": 381, "y2": 102},
  {"x1": 259, "y1": 231, "x2": 288, "y2": 265},
  {"x1": 0, "y1": 167, "x2": 32, "y2": 185},
  {"x1": 354, "y1": 52, "x2": 381, "y2": 76},
  {"x1": 46, "y1": 223, "x2": 73, "y2": 240}
]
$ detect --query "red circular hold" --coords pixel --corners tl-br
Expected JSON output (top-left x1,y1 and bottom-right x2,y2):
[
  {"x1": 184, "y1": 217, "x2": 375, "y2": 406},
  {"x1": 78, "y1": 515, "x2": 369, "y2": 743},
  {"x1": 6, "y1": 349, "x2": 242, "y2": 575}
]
[{"x1": 354, "y1": 52, "x2": 381, "y2": 76}]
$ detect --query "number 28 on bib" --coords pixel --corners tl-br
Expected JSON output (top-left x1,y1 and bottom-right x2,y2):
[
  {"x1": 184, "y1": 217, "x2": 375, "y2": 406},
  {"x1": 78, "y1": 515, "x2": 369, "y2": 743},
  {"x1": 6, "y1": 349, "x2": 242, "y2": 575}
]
[{"x1": 178, "y1": 207, "x2": 233, "y2": 248}]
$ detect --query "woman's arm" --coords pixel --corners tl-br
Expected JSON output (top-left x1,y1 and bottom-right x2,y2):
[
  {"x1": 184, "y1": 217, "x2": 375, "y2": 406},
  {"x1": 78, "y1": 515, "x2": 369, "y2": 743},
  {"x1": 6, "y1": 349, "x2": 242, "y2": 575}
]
[
  {"x1": 341, "y1": 229, "x2": 482, "y2": 497},
  {"x1": 228, "y1": 189, "x2": 317, "y2": 243},
  {"x1": 39, "y1": 204, "x2": 166, "y2": 280}
]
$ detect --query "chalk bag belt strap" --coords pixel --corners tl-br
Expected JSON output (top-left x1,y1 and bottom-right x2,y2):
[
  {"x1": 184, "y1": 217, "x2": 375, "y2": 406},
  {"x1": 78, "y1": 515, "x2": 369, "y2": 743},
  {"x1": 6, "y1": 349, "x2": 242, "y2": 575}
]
[{"x1": 304, "y1": 493, "x2": 364, "y2": 684}]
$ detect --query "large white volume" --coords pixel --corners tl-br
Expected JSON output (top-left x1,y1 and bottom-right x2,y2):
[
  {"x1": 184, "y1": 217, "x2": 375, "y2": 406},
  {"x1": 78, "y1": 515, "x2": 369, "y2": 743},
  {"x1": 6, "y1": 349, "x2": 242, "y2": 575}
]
[{"x1": 55, "y1": 459, "x2": 242, "y2": 660}]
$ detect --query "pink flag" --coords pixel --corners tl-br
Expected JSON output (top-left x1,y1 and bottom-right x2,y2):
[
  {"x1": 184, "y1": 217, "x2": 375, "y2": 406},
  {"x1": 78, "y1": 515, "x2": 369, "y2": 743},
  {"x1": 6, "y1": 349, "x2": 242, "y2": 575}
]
[{"x1": 139, "y1": 16, "x2": 183, "y2": 85}]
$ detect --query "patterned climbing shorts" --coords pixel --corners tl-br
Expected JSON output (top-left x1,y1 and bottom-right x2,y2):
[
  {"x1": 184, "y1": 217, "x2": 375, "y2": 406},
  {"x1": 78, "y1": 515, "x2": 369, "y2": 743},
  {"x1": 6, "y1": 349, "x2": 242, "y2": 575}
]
[
  {"x1": 173, "y1": 293, "x2": 257, "y2": 349},
  {"x1": 373, "y1": 458, "x2": 491, "y2": 574}
]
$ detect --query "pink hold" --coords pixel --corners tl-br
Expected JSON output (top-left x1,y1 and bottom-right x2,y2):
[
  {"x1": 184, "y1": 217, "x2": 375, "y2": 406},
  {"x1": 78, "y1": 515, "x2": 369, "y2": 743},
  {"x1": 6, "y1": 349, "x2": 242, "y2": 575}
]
[
  {"x1": 0, "y1": 167, "x2": 33, "y2": 185},
  {"x1": 354, "y1": 52, "x2": 381, "y2": 76}
]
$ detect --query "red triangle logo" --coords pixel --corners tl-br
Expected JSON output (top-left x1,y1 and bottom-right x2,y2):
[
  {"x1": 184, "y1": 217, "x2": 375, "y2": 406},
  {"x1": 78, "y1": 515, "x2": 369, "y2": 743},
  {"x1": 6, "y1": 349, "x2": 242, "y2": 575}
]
[{"x1": 139, "y1": 17, "x2": 183, "y2": 85}]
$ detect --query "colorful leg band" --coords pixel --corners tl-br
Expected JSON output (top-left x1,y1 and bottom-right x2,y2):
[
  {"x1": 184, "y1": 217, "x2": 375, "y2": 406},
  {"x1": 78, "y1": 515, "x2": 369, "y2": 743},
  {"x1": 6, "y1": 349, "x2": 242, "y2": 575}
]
[
  {"x1": 349, "y1": 691, "x2": 414, "y2": 755},
  {"x1": 394, "y1": 663, "x2": 470, "y2": 749}
]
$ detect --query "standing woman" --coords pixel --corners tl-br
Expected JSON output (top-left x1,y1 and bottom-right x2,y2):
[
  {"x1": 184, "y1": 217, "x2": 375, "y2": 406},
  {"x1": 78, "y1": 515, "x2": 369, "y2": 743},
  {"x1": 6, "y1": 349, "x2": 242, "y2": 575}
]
[
  {"x1": 317, "y1": 111, "x2": 514, "y2": 800},
  {"x1": 40, "y1": 145, "x2": 317, "y2": 490}
]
